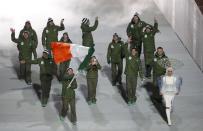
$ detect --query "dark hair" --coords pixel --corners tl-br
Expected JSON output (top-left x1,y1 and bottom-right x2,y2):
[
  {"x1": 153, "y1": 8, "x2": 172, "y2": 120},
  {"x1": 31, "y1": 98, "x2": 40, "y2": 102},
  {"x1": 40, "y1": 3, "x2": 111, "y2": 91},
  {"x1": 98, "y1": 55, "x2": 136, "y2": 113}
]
[
  {"x1": 91, "y1": 56, "x2": 96, "y2": 59},
  {"x1": 67, "y1": 68, "x2": 73, "y2": 71},
  {"x1": 112, "y1": 33, "x2": 119, "y2": 43},
  {"x1": 157, "y1": 47, "x2": 163, "y2": 50},
  {"x1": 131, "y1": 48, "x2": 137, "y2": 51},
  {"x1": 131, "y1": 15, "x2": 140, "y2": 24}
]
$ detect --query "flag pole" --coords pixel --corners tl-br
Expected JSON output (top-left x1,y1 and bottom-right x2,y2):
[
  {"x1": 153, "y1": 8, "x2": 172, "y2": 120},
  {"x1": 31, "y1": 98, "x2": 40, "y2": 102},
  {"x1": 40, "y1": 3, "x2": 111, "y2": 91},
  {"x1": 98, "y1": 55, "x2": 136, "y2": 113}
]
[{"x1": 66, "y1": 71, "x2": 79, "y2": 89}]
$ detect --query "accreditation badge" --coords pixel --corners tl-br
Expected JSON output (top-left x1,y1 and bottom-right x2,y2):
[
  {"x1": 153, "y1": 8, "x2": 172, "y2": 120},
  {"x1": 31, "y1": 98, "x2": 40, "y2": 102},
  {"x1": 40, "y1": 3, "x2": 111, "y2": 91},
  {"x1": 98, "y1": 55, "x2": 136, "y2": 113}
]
[
  {"x1": 154, "y1": 58, "x2": 157, "y2": 62},
  {"x1": 20, "y1": 42, "x2": 24, "y2": 45},
  {"x1": 111, "y1": 45, "x2": 114, "y2": 49},
  {"x1": 129, "y1": 56, "x2": 132, "y2": 60},
  {"x1": 144, "y1": 34, "x2": 147, "y2": 38},
  {"x1": 41, "y1": 61, "x2": 44, "y2": 65},
  {"x1": 46, "y1": 30, "x2": 49, "y2": 33}
]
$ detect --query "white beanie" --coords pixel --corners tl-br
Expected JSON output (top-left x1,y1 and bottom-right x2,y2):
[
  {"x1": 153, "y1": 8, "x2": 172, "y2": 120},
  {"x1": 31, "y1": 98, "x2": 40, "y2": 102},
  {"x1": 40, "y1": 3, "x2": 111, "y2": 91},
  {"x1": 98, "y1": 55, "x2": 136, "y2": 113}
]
[
  {"x1": 48, "y1": 17, "x2": 53, "y2": 23},
  {"x1": 43, "y1": 49, "x2": 49, "y2": 54}
]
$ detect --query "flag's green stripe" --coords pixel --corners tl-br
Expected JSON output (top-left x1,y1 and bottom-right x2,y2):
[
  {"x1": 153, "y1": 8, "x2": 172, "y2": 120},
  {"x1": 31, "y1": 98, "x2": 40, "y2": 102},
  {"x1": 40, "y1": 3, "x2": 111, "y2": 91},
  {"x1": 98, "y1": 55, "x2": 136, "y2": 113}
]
[{"x1": 78, "y1": 47, "x2": 95, "y2": 70}]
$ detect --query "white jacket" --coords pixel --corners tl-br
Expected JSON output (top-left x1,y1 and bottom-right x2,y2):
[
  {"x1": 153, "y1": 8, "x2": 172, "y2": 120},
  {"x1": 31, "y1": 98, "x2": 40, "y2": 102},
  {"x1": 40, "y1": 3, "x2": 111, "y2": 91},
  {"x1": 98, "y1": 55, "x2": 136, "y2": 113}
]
[{"x1": 158, "y1": 75, "x2": 182, "y2": 94}]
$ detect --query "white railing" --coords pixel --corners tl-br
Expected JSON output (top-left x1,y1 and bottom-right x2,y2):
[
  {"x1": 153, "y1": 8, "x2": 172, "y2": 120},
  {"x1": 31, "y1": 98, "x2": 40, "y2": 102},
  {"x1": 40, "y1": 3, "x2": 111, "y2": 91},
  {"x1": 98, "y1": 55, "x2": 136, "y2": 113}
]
[{"x1": 153, "y1": 0, "x2": 203, "y2": 71}]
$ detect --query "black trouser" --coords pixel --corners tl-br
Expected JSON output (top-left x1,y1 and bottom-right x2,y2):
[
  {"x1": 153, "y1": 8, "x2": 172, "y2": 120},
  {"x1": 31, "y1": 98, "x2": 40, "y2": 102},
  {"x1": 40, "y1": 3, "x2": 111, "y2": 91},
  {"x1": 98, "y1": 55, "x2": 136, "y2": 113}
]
[
  {"x1": 61, "y1": 97, "x2": 76, "y2": 122},
  {"x1": 20, "y1": 62, "x2": 31, "y2": 83},
  {"x1": 40, "y1": 74, "x2": 53, "y2": 105},
  {"x1": 152, "y1": 74, "x2": 162, "y2": 100},
  {"x1": 145, "y1": 64, "x2": 152, "y2": 77}
]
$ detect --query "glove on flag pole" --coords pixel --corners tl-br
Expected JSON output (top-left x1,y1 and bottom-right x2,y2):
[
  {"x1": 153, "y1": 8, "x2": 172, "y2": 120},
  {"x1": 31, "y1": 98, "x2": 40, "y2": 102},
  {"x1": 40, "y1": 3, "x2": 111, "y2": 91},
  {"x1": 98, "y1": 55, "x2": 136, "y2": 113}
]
[{"x1": 51, "y1": 42, "x2": 89, "y2": 63}]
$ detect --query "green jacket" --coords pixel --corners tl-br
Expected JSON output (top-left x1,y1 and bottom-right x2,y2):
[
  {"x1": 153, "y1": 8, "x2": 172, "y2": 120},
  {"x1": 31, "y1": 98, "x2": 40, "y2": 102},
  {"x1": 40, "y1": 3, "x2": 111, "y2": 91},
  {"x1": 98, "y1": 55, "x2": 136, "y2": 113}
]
[
  {"x1": 122, "y1": 42, "x2": 134, "y2": 58},
  {"x1": 124, "y1": 55, "x2": 143, "y2": 78},
  {"x1": 29, "y1": 57, "x2": 56, "y2": 75},
  {"x1": 107, "y1": 41, "x2": 123, "y2": 63},
  {"x1": 42, "y1": 23, "x2": 65, "y2": 50},
  {"x1": 62, "y1": 74, "x2": 77, "y2": 100},
  {"x1": 126, "y1": 20, "x2": 147, "y2": 42},
  {"x1": 86, "y1": 62, "x2": 101, "y2": 79},
  {"x1": 19, "y1": 26, "x2": 38, "y2": 48},
  {"x1": 142, "y1": 22, "x2": 158, "y2": 53},
  {"x1": 81, "y1": 20, "x2": 98, "y2": 47},
  {"x1": 153, "y1": 52, "x2": 169, "y2": 76},
  {"x1": 11, "y1": 32, "x2": 35, "y2": 61}
]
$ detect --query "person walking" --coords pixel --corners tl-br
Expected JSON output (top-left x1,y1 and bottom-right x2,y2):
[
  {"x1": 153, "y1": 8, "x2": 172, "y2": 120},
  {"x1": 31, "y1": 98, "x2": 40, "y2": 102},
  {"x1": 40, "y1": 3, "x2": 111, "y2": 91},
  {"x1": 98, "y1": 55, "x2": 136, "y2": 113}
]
[{"x1": 158, "y1": 67, "x2": 182, "y2": 126}]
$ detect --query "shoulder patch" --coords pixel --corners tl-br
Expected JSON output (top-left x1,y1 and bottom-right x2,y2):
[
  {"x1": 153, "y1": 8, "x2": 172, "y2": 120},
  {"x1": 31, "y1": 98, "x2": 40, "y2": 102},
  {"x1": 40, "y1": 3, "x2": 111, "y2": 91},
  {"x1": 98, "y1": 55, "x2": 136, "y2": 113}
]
[{"x1": 129, "y1": 56, "x2": 132, "y2": 60}]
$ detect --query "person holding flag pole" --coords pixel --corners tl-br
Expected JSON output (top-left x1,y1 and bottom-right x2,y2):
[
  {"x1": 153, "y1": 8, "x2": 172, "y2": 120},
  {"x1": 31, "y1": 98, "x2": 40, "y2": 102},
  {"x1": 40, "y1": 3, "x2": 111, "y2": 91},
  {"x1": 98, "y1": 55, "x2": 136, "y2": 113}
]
[
  {"x1": 60, "y1": 67, "x2": 77, "y2": 124},
  {"x1": 51, "y1": 41, "x2": 91, "y2": 123}
]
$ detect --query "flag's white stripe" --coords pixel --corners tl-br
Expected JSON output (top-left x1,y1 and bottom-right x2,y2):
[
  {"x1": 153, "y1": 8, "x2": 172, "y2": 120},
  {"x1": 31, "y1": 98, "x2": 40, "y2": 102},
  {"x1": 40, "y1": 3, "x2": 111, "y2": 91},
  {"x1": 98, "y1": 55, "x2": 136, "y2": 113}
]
[{"x1": 70, "y1": 44, "x2": 89, "y2": 58}]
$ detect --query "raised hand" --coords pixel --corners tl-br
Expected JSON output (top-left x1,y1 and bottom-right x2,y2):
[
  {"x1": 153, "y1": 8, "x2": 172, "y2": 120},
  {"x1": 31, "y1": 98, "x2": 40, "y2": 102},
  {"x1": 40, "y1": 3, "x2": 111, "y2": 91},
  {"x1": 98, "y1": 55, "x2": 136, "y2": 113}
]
[
  {"x1": 95, "y1": 16, "x2": 98, "y2": 21},
  {"x1": 154, "y1": 16, "x2": 158, "y2": 23},
  {"x1": 10, "y1": 28, "x2": 15, "y2": 33},
  {"x1": 61, "y1": 19, "x2": 64, "y2": 24}
]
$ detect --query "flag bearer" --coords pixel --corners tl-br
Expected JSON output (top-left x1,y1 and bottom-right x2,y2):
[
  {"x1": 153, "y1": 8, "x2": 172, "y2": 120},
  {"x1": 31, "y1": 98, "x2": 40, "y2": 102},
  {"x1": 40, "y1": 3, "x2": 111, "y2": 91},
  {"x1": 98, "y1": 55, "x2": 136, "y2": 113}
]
[{"x1": 60, "y1": 68, "x2": 77, "y2": 124}]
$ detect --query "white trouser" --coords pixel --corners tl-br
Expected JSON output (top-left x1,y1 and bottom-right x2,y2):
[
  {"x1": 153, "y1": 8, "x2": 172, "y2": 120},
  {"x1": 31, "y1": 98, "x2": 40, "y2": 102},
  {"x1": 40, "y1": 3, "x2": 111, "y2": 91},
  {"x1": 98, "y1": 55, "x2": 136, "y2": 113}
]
[{"x1": 163, "y1": 93, "x2": 175, "y2": 125}]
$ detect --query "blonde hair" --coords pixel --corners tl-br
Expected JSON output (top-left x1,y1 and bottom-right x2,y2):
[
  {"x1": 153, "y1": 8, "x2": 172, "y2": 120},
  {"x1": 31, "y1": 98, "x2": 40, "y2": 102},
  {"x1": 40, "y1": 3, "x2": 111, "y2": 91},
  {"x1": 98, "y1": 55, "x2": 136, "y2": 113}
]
[{"x1": 166, "y1": 67, "x2": 174, "y2": 74}]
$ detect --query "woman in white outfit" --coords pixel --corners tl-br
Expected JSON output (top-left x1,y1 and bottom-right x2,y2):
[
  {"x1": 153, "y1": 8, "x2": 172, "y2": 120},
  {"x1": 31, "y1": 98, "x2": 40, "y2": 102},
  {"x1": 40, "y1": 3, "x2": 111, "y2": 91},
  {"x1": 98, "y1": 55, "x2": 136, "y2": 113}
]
[{"x1": 158, "y1": 67, "x2": 182, "y2": 126}]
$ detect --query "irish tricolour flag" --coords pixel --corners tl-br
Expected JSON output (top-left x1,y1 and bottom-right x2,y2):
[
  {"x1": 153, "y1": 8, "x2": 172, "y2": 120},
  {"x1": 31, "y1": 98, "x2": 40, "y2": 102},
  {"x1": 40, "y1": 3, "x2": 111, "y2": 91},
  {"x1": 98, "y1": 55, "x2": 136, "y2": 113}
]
[{"x1": 51, "y1": 42, "x2": 91, "y2": 70}]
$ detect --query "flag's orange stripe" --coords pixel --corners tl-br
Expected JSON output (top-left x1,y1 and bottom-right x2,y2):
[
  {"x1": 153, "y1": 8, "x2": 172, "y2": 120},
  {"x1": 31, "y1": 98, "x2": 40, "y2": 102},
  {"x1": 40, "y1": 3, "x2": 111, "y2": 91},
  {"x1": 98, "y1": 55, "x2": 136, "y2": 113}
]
[{"x1": 51, "y1": 42, "x2": 72, "y2": 64}]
